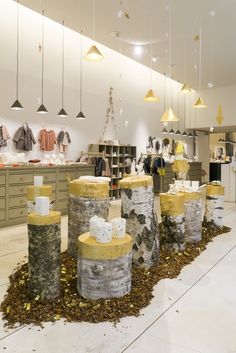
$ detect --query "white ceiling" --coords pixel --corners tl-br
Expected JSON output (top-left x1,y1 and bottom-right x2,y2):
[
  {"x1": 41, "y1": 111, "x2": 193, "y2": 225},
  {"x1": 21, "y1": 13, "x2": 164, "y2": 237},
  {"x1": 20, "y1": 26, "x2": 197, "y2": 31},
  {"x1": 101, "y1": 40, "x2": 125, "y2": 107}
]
[{"x1": 21, "y1": 0, "x2": 236, "y2": 90}]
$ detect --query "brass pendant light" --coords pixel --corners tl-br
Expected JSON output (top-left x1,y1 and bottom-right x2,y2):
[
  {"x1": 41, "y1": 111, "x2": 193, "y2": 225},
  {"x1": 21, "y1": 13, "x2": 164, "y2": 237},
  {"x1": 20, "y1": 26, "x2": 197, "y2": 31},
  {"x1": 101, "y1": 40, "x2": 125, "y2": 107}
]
[
  {"x1": 193, "y1": 25, "x2": 207, "y2": 108},
  {"x1": 84, "y1": 0, "x2": 104, "y2": 61},
  {"x1": 76, "y1": 30, "x2": 86, "y2": 120},
  {"x1": 160, "y1": 0, "x2": 179, "y2": 122},
  {"x1": 58, "y1": 21, "x2": 68, "y2": 117},
  {"x1": 144, "y1": 13, "x2": 159, "y2": 102},
  {"x1": 181, "y1": 83, "x2": 191, "y2": 94},
  {"x1": 37, "y1": 10, "x2": 48, "y2": 114},
  {"x1": 11, "y1": 0, "x2": 23, "y2": 110}
]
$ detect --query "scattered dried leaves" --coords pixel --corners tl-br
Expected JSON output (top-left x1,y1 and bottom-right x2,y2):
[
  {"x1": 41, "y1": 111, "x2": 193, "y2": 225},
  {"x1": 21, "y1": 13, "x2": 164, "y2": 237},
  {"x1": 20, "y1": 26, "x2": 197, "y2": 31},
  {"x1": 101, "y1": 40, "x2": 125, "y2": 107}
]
[{"x1": 0, "y1": 224, "x2": 231, "y2": 328}]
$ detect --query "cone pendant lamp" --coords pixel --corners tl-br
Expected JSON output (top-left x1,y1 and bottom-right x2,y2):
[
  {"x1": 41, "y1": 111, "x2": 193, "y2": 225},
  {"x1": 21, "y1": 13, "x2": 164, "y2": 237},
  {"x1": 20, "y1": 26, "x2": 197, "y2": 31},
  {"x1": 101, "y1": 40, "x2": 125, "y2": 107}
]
[
  {"x1": 84, "y1": 0, "x2": 104, "y2": 61},
  {"x1": 144, "y1": 89, "x2": 159, "y2": 102},
  {"x1": 76, "y1": 30, "x2": 86, "y2": 119},
  {"x1": 193, "y1": 96, "x2": 207, "y2": 108},
  {"x1": 11, "y1": 0, "x2": 23, "y2": 110},
  {"x1": 161, "y1": 108, "x2": 178, "y2": 122},
  {"x1": 181, "y1": 83, "x2": 191, "y2": 93},
  {"x1": 161, "y1": 126, "x2": 168, "y2": 134}
]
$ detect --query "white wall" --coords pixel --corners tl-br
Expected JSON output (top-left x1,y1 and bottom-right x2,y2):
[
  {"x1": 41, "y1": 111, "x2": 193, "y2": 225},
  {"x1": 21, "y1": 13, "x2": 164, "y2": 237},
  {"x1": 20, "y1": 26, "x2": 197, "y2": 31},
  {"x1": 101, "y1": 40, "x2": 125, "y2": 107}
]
[
  {"x1": 0, "y1": 0, "x2": 196, "y2": 161},
  {"x1": 195, "y1": 84, "x2": 236, "y2": 129}
]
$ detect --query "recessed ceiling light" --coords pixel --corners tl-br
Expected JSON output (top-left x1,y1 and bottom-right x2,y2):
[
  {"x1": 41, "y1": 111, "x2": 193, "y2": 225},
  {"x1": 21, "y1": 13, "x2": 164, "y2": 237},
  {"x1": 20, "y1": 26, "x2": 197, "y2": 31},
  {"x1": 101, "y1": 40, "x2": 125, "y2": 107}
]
[
  {"x1": 209, "y1": 10, "x2": 216, "y2": 16},
  {"x1": 208, "y1": 81, "x2": 214, "y2": 88}
]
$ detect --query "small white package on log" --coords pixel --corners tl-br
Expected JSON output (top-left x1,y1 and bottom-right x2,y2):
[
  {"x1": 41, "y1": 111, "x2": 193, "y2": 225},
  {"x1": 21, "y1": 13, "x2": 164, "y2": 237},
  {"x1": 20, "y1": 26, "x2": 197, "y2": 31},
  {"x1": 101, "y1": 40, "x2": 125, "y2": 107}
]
[
  {"x1": 35, "y1": 196, "x2": 50, "y2": 216},
  {"x1": 96, "y1": 222, "x2": 112, "y2": 243},
  {"x1": 111, "y1": 217, "x2": 126, "y2": 238},
  {"x1": 191, "y1": 180, "x2": 199, "y2": 191},
  {"x1": 89, "y1": 216, "x2": 105, "y2": 238}
]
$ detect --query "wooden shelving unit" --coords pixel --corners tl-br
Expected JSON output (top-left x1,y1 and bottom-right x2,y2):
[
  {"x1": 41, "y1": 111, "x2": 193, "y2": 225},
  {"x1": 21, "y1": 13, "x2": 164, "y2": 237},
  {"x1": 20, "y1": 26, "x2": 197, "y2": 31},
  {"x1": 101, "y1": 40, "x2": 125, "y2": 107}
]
[{"x1": 88, "y1": 143, "x2": 136, "y2": 199}]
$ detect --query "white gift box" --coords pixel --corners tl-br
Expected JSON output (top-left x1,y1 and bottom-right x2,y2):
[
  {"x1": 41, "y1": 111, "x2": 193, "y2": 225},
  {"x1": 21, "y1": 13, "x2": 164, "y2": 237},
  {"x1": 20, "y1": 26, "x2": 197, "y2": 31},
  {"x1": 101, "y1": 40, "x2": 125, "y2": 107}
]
[
  {"x1": 89, "y1": 216, "x2": 105, "y2": 237},
  {"x1": 184, "y1": 180, "x2": 191, "y2": 188},
  {"x1": 111, "y1": 217, "x2": 126, "y2": 238},
  {"x1": 35, "y1": 196, "x2": 50, "y2": 216},
  {"x1": 191, "y1": 181, "x2": 200, "y2": 191},
  {"x1": 34, "y1": 176, "x2": 43, "y2": 186},
  {"x1": 96, "y1": 222, "x2": 112, "y2": 243}
]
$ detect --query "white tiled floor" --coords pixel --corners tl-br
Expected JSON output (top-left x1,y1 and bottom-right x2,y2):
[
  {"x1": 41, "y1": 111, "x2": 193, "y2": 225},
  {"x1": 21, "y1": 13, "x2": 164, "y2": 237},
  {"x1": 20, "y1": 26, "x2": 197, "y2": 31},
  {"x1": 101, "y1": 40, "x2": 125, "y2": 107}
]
[{"x1": 0, "y1": 200, "x2": 235, "y2": 353}]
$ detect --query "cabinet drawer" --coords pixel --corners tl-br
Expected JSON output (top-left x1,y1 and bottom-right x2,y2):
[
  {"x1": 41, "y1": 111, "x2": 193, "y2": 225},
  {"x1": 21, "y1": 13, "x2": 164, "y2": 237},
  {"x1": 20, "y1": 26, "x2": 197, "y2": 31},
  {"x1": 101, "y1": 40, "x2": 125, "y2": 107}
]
[
  {"x1": 58, "y1": 191, "x2": 68, "y2": 200},
  {"x1": 9, "y1": 174, "x2": 33, "y2": 184},
  {"x1": 57, "y1": 200, "x2": 68, "y2": 210},
  {"x1": 9, "y1": 185, "x2": 28, "y2": 196},
  {"x1": 58, "y1": 171, "x2": 76, "y2": 181},
  {"x1": 9, "y1": 208, "x2": 27, "y2": 219},
  {"x1": 77, "y1": 167, "x2": 94, "y2": 177},
  {"x1": 9, "y1": 196, "x2": 27, "y2": 208},
  {"x1": 39, "y1": 173, "x2": 56, "y2": 182},
  {"x1": 0, "y1": 187, "x2": 5, "y2": 197},
  {"x1": 0, "y1": 210, "x2": 5, "y2": 221},
  {"x1": 0, "y1": 174, "x2": 5, "y2": 185},
  {"x1": 0, "y1": 199, "x2": 5, "y2": 209}
]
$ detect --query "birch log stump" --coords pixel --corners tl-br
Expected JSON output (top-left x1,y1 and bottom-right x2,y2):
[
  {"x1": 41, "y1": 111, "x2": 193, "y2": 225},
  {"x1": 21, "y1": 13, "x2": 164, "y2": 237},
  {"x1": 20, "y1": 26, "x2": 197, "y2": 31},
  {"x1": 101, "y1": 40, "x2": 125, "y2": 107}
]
[
  {"x1": 160, "y1": 193, "x2": 185, "y2": 251},
  {"x1": 78, "y1": 233, "x2": 132, "y2": 299},
  {"x1": 28, "y1": 211, "x2": 61, "y2": 300},
  {"x1": 68, "y1": 179, "x2": 109, "y2": 257},
  {"x1": 27, "y1": 185, "x2": 53, "y2": 213},
  {"x1": 183, "y1": 191, "x2": 202, "y2": 243},
  {"x1": 204, "y1": 184, "x2": 224, "y2": 227},
  {"x1": 119, "y1": 175, "x2": 159, "y2": 268}
]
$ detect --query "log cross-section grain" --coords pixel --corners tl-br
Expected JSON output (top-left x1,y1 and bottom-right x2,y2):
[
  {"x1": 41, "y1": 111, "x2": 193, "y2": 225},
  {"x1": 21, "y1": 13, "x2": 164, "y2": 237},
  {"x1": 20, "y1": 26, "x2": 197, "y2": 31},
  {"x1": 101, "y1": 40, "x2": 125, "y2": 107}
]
[
  {"x1": 68, "y1": 179, "x2": 109, "y2": 257},
  {"x1": 160, "y1": 193, "x2": 185, "y2": 251},
  {"x1": 27, "y1": 211, "x2": 61, "y2": 301},
  {"x1": 204, "y1": 184, "x2": 224, "y2": 227},
  {"x1": 183, "y1": 191, "x2": 202, "y2": 243},
  {"x1": 78, "y1": 233, "x2": 132, "y2": 300},
  {"x1": 119, "y1": 175, "x2": 159, "y2": 268}
]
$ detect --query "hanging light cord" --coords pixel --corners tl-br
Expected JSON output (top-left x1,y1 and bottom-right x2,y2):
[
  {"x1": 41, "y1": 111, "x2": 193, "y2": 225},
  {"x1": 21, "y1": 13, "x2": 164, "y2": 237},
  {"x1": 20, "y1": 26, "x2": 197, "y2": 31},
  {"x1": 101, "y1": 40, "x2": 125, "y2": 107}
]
[
  {"x1": 189, "y1": 92, "x2": 191, "y2": 128},
  {"x1": 199, "y1": 23, "x2": 202, "y2": 95},
  {"x1": 177, "y1": 83, "x2": 180, "y2": 130},
  {"x1": 169, "y1": 0, "x2": 173, "y2": 130},
  {"x1": 41, "y1": 10, "x2": 45, "y2": 104},
  {"x1": 61, "y1": 21, "x2": 65, "y2": 108},
  {"x1": 150, "y1": 12, "x2": 153, "y2": 87},
  {"x1": 16, "y1": 0, "x2": 20, "y2": 100},
  {"x1": 184, "y1": 95, "x2": 186, "y2": 130},
  {"x1": 93, "y1": 0, "x2": 96, "y2": 41},
  {"x1": 80, "y1": 30, "x2": 83, "y2": 111}
]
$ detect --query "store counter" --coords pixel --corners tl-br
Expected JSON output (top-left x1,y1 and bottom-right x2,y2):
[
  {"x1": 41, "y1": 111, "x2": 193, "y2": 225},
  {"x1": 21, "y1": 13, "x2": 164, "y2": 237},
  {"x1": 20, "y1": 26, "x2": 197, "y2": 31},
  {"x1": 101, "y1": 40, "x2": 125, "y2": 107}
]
[{"x1": 0, "y1": 164, "x2": 95, "y2": 228}]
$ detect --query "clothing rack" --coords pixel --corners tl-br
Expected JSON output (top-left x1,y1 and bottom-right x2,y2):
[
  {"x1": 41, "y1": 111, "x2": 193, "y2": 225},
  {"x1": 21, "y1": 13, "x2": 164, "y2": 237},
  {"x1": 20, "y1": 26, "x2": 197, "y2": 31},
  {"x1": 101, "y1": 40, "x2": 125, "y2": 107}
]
[{"x1": 140, "y1": 153, "x2": 164, "y2": 193}]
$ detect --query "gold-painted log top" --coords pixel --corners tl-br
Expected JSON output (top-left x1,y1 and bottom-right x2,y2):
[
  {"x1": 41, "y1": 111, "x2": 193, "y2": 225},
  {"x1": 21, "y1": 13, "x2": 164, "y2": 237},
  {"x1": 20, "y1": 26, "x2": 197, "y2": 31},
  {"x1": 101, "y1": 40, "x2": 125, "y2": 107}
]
[
  {"x1": 206, "y1": 184, "x2": 225, "y2": 196},
  {"x1": 119, "y1": 175, "x2": 153, "y2": 189},
  {"x1": 69, "y1": 179, "x2": 109, "y2": 199},
  {"x1": 172, "y1": 160, "x2": 190, "y2": 173},
  {"x1": 28, "y1": 211, "x2": 61, "y2": 225},
  {"x1": 27, "y1": 185, "x2": 53, "y2": 201},
  {"x1": 183, "y1": 191, "x2": 202, "y2": 202},
  {"x1": 78, "y1": 233, "x2": 132, "y2": 260},
  {"x1": 160, "y1": 193, "x2": 185, "y2": 216}
]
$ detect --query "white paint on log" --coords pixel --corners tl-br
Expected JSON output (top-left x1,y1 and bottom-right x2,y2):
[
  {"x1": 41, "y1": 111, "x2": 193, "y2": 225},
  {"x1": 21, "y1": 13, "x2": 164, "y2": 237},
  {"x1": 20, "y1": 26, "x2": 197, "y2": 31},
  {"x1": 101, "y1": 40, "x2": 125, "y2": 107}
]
[{"x1": 184, "y1": 199, "x2": 202, "y2": 243}]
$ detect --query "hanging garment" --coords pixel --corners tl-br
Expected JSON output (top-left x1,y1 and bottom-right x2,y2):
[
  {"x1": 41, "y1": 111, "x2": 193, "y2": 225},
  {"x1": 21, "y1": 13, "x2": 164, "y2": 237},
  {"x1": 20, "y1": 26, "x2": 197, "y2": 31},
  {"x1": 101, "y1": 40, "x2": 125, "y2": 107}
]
[
  {"x1": 38, "y1": 129, "x2": 56, "y2": 151},
  {"x1": 57, "y1": 130, "x2": 71, "y2": 153},
  {"x1": 0, "y1": 125, "x2": 10, "y2": 147},
  {"x1": 13, "y1": 126, "x2": 36, "y2": 151},
  {"x1": 143, "y1": 156, "x2": 152, "y2": 174},
  {"x1": 101, "y1": 157, "x2": 111, "y2": 177}
]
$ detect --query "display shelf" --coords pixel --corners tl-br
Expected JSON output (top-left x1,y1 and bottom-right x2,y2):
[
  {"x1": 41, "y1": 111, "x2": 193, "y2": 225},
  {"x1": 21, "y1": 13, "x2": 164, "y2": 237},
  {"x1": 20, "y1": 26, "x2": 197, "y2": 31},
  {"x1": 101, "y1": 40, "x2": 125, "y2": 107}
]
[{"x1": 88, "y1": 143, "x2": 136, "y2": 199}]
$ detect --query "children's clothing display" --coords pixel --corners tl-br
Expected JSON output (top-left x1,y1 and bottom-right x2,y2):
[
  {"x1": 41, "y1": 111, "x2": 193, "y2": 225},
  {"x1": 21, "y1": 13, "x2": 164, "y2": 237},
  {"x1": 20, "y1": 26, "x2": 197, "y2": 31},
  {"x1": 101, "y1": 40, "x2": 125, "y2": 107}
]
[
  {"x1": 38, "y1": 129, "x2": 56, "y2": 151},
  {"x1": 13, "y1": 125, "x2": 36, "y2": 151},
  {"x1": 57, "y1": 130, "x2": 71, "y2": 153},
  {"x1": 0, "y1": 125, "x2": 10, "y2": 147}
]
